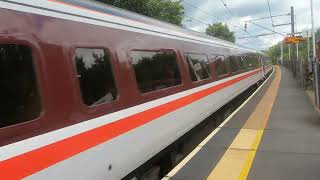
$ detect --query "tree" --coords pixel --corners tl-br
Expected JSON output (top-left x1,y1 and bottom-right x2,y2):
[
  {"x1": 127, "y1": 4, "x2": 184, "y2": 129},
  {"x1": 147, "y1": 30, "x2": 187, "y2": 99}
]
[
  {"x1": 96, "y1": 0, "x2": 184, "y2": 26},
  {"x1": 205, "y1": 23, "x2": 236, "y2": 43},
  {"x1": 147, "y1": 0, "x2": 184, "y2": 26}
]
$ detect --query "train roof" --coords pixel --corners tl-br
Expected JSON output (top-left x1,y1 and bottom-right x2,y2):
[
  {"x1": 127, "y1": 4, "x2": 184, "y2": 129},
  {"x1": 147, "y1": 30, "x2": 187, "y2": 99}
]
[
  {"x1": 2, "y1": 0, "x2": 264, "y2": 54},
  {"x1": 66, "y1": 0, "x2": 261, "y2": 53}
]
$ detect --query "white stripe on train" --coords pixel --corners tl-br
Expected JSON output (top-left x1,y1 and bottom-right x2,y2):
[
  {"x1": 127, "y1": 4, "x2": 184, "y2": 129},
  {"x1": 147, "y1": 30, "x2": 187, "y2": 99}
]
[
  {"x1": 27, "y1": 71, "x2": 265, "y2": 180},
  {"x1": 0, "y1": 69, "x2": 262, "y2": 162}
]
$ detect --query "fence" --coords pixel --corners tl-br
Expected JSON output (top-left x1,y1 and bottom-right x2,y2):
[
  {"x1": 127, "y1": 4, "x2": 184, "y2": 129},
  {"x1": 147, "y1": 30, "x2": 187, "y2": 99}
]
[{"x1": 282, "y1": 60, "x2": 310, "y2": 88}]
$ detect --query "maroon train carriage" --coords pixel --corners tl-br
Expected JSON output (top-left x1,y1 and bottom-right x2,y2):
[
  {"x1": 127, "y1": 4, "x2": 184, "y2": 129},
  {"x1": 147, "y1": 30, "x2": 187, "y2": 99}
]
[{"x1": 0, "y1": 0, "x2": 273, "y2": 180}]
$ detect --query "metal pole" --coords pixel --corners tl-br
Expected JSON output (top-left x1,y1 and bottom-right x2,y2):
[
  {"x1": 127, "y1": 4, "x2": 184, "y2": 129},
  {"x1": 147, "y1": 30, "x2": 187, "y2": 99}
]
[
  {"x1": 288, "y1": 6, "x2": 294, "y2": 63},
  {"x1": 296, "y1": 43, "x2": 299, "y2": 78},
  {"x1": 310, "y1": 2, "x2": 316, "y2": 59},
  {"x1": 310, "y1": 0, "x2": 319, "y2": 107},
  {"x1": 290, "y1": 10, "x2": 297, "y2": 76},
  {"x1": 281, "y1": 41, "x2": 284, "y2": 64},
  {"x1": 307, "y1": 35, "x2": 312, "y2": 73},
  {"x1": 294, "y1": 14, "x2": 299, "y2": 61},
  {"x1": 289, "y1": 44, "x2": 291, "y2": 60},
  {"x1": 307, "y1": 35, "x2": 310, "y2": 62},
  {"x1": 296, "y1": 43, "x2": 299, "y2": 60},
  {"x1": 291, "y1": 6, "x2": 295, "y2": 37}
]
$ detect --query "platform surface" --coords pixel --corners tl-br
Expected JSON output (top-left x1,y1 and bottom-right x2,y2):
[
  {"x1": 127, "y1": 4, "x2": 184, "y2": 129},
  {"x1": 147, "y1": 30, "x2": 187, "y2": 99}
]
[{"x1": 164, "y1": 66, "x2": 320, "y2": 180}]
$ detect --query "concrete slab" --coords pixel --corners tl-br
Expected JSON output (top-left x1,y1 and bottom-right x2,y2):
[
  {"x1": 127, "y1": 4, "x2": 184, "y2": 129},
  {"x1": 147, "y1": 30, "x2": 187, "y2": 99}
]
[
  {"x1": 169, "y1": 66, "x2": 320, "y2": 180},
  {"x1": 170, "y1": 69, "x2": 276, "y2": 180},
  {"x1": 172, "y1": 147, "x2": 226, "y2": 180},
  {"x1": 249, "y1": 66, "x2": 320, "y2": 180},
  {"x1": 259, "y1": 130, "x2": 320, "y2": 154},
  {"x1": 248, "y1": 151, "x2": 320, "y2": 180},
  {"x1": 204, "y1": 128, "x2": 240, "y2": 149},
  {"x1": 266, "y1": 67, "x2": 320, "y2": 132},
  {"x1": 207, "y1": 149, "x2": 253, "y2": 180},
  {"x1": 224, "y1": 72, "x2": 275, "y2": 130}
]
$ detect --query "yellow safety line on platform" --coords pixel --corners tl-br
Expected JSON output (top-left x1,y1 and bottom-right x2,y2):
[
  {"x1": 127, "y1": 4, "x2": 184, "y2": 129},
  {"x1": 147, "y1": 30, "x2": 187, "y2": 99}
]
[
  {"x1": 207, "y1": 66, "x2": 282, "y2": 180},
  {"x1": 238, "y1": 130, "x2": 263, "y2": 180}
]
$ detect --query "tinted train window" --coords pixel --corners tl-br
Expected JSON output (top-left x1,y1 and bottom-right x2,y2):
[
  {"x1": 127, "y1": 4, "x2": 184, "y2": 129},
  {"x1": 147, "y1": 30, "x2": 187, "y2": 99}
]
[
  {"x1": 239, "y1": 57, "x2": 247, "y2": 70},
  {"x1": 246, "y1": 55, "x2": 260, "y2": 68},
  {"x1": 228, "y1": 56, "x2": 240, "y2": 72},
  {"x1": 209, "y1": 55, "x2": 228, "y2": 76},
  {"x1": 74, "y1": 48, "x2": 117, "y2": 106},
  {"x1": 131, "y1": 50, "x2": 181, "y2": 93},
  {"x1": 245, "y1": 56, "x2": 254, "y2": 68},
  {"x1": 0, "y1": 45, "x2": 41, "y2": 128},
  {"x1": 257, "y1": 55, "x2": 262, "y2": 67},
  {"x1": 186, "y1": 54, "x2": 211, "y2": 81}
]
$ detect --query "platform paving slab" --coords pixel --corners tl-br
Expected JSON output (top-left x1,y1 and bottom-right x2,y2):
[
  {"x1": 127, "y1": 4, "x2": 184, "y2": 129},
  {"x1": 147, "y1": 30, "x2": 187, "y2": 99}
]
[
  {"x1": 170, "y1": 68, "x2": 276, "y2": 180},
  {"x1": 248, "y1": 66, "x2": 320, "y2": 180}
]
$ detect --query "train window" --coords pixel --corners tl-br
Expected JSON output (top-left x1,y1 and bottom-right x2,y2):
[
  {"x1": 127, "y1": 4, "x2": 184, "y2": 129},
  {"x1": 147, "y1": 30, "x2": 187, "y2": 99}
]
[
  {"x1": 246, "y1": 55, "x2": 259, "y2": 68},
  {"x1": 185, "y1": 54, "x2": 211, "y2": 81},
  {"x1": 257, "y1": 55, "x2": 262, "y2": 67},
  {"x1": 0, "y1": 44, "x2": 41, "y2": 128},
  {"x1": 228, "y1": 56, "x2": 240, "y2": 72},
  {"x1": 245, "y1": 56, "x2": 254, "y2": 68},
  {"x1": 74, "y1": 48, "x2": 117, "y2": 106},
  {"x1": 239, "y1": 57, "x2": 247, "y2": 70},
  {"x1": 209, "y1": 55, "x2": 228, "y2": 76},
  {"x1": 130, "y1": 50, "x2": 182, "y2": 93}
]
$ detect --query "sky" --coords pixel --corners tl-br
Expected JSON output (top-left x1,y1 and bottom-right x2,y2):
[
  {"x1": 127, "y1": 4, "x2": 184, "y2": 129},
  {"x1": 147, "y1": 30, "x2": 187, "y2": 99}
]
[{"x1": 182, "y1": 0, "x2": 320, "y2": 50}]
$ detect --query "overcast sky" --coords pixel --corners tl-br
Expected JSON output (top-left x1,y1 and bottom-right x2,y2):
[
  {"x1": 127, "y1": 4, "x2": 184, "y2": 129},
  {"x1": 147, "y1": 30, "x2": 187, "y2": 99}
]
[{"x1": 182, "y1": 0, "x2": 320, "y2": 50}]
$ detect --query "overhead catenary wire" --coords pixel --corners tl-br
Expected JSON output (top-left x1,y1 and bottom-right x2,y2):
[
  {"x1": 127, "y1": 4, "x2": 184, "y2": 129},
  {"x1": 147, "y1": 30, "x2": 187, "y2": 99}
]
[
  {"x1": 182, "y1": 0, "x2": 294, "y2": 49},
  {"x1": 244, "y1": 13, "x2": 290, "y2": 22},
  {"x1": 267, "y1": 0, "x2": 275, "y2": 27},
  {"x1": 182, "y1": 1, "x2": 240, "y2": 35},
  {"x1": 183, "y1": 14, "x2": 239, "y2": 38},
  {"x1": 182, "y1": 0, "x2": 264, "y2": 49},
  {"x1": 248, "y1": 21, "x2": 286, "y2": 36},
  {"x1": 267, "y1": 0, "x2": 277, "y2": 44},
  {"x1": 184, "y1": 14, "x2": 209, "y2": 26},
  {"x1": 219, "y1": 0, "x2": 235, "y2": 17},
  {"x1": 183, "y1": 0, "x2": 225, "y2": 23},
  {"x1": 184, "y1": 0, "x2": 254, "y2": 44},
  {"x1": 237, "y1": 32, "x2": 276, "y2": 39},
  {"x1": 183, "y1": 14, "x2": 259, "y2": 47},
  {"x1": 184, "y1": 0, "x2": 252, "y2": 38},
  {"x1": 218, "y1": 0, "x2": 260, "y2": 46}
]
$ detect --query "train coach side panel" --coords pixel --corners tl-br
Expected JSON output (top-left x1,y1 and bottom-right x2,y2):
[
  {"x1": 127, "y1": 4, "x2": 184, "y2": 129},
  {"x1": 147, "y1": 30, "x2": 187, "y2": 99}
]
[
  {"x1": 0, "y1": 1, "x2": 269, "y2": 179},
  {"x1": 22, "y1": 70, "x2": 263, "y2": 180}
]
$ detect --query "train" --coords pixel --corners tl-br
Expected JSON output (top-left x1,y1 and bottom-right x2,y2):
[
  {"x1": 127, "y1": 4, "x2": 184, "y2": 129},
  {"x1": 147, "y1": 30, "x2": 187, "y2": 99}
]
[{"x1": 0, "y1": 0, "x2": 272, "y2": 179}]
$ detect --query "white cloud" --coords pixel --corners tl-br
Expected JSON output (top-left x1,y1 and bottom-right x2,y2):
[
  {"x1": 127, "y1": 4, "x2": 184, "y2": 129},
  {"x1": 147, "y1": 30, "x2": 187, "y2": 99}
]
[{"x1": 183, "y1": 0, "x2": 320, "y2": 50}]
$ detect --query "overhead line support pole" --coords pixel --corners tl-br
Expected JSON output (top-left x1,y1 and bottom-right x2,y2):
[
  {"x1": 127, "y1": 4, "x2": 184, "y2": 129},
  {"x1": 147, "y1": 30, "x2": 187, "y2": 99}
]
[
  {"x1": 290, "y1": 6, "x2": 295, "y2": 78},
  {"x1": 310, "y1": 0, "x2": 319, "y2": 107},
  {"x1": 290, "y1": 6, "x2": 295, "y2": 38}
]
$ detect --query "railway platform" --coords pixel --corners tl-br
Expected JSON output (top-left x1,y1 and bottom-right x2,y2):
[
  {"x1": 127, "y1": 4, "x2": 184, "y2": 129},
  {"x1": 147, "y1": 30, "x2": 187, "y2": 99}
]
[{"x1": 163, "y1": 66, "x2": 320, "y2": 180}]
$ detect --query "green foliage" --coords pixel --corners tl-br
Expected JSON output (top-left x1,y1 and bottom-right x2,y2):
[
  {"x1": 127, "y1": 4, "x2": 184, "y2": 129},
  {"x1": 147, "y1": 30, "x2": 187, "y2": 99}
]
[
  {"x1": 147, "y1": 0, "x2": 184, "y2": 26},
  {"x1": 267, "y1": 28, "x2": 320, "y2": 64},
  {"x1": 97, "y1": 0, "x2": 184, "y2": 25},
  {"x1": 205, "y1": 23, "x2": 236, "y2": 43}
]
